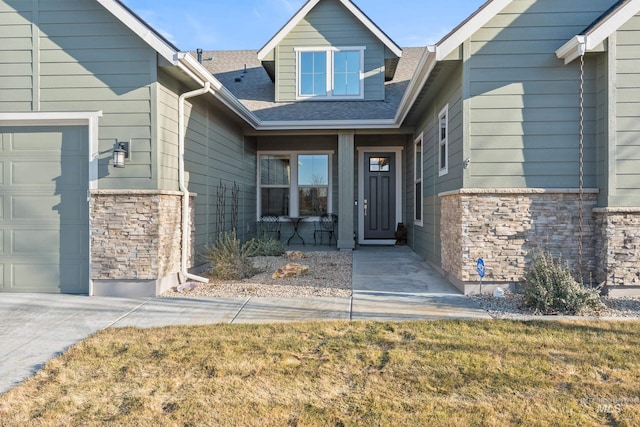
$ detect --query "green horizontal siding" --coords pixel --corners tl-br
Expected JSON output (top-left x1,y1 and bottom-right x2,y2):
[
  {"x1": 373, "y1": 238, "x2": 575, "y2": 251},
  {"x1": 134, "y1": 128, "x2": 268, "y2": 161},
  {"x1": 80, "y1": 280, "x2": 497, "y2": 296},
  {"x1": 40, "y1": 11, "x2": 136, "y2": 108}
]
[
  {"x1": 466, "y1": 0, "x2": 615, "y2": 189},
  {"x1": 411, "y1": 63, "x2": 463, "y2": 266},
  {"x1": 0, "y1": 0, "x2": 157, "y2": 189},
  {"x1": 158, "y1": 72, "x2": 256, "y2": 259},
  {"x1": 614, "y1": 13, "x2": 640, "y2": 206}
]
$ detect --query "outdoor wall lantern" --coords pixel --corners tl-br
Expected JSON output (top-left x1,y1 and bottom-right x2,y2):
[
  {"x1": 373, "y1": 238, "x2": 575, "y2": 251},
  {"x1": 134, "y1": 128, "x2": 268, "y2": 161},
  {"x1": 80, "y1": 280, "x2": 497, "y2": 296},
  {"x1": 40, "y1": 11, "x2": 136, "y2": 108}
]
[{"x1": 113, "y1": 140, "x2": 129, "y2": 168}]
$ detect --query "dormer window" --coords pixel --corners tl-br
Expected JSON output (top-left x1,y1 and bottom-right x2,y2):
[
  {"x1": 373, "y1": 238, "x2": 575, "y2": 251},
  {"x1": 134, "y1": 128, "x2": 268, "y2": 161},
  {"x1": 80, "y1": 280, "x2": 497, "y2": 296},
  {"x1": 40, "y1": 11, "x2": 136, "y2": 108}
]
[{"x1": 295, "y1": 47, "x2": 365, "y2": 100}]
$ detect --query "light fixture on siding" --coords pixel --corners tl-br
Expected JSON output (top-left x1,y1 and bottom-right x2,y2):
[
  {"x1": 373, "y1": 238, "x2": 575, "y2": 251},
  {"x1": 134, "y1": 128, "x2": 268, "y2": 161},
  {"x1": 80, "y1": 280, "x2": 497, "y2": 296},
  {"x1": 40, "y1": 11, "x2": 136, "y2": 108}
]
[{"x1": 113, "y1": 140, "x2": 129, "y2": 168}]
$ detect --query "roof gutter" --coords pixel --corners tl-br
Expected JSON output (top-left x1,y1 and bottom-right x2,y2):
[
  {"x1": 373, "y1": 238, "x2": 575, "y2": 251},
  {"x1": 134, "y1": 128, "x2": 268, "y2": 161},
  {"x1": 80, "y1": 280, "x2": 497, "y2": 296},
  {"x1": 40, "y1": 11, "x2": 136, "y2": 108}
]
[{"x1": 556, "y1": 35, "x2": 588, "y2": 65}]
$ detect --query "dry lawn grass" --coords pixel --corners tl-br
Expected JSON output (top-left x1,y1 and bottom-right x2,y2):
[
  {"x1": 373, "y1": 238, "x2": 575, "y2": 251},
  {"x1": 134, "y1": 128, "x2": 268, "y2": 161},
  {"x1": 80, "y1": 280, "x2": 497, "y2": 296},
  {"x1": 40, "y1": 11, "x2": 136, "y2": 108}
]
[{"x1": 1, "y1": 320, "x2": 640, "y2": 426}]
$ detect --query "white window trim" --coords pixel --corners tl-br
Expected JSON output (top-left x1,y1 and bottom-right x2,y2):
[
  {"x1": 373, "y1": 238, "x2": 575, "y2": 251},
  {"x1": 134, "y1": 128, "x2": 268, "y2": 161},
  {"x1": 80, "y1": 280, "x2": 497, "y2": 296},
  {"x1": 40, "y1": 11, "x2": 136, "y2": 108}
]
[
  {"x1": 438, "y1": 104, "x2": 449, "y2": 177},
  {"x1": 295, "y1": 46, "x2": 366, "y2": 100},
  {"x1": 257, "y1": 150, "x2": 333, "y2": 220},
  {"x1": 414, "y1": 133, "x2": 424, "y2": 227}
]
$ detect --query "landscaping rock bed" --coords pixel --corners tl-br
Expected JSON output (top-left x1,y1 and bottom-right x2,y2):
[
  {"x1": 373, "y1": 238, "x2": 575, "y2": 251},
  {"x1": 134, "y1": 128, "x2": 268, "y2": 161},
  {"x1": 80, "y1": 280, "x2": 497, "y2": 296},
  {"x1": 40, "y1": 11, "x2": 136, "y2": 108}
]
[{"x1": 162, "y1": 251, "x2": 352, "y2": 298}]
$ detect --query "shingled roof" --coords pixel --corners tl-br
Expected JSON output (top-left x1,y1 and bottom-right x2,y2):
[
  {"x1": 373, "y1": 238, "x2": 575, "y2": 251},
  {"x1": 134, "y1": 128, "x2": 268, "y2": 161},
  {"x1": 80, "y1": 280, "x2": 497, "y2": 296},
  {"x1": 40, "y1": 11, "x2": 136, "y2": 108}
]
[{"x1": 195, "y1": 47, "x2": 425, "y2": 123}]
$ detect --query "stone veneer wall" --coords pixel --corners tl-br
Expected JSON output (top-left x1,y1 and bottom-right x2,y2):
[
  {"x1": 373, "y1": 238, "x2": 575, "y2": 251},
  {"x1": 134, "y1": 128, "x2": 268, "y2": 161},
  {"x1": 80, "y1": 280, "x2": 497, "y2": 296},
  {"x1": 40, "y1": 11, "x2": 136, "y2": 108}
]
[
  {"x1": 440, "y1": 189, "x2": 598, "y2": 291},
  {"x1": 90, "y1": 190, "x2": 194, "y2": 283},
  {"x1": 594, "y1": 208, "x2": 640, "y2": 290}
]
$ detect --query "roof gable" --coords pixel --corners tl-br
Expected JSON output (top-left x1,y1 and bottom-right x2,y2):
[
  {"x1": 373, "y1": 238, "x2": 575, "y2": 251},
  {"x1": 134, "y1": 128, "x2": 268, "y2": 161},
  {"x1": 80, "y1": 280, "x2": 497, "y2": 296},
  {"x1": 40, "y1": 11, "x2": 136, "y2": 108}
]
[
  {"x1": 257, "y1": 0, "x2": 402, "y2": 62},
  {"x1": 556, "y1": 0, "x2": 640, "y2": 64}
]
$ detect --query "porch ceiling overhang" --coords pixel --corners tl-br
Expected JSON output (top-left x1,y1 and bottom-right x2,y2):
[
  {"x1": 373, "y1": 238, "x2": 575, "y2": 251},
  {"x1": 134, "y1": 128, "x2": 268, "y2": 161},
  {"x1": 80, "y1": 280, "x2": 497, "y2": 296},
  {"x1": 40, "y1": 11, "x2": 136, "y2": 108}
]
[{"x1": 556, "y1": 0, "x2": 640, "y2": 64}]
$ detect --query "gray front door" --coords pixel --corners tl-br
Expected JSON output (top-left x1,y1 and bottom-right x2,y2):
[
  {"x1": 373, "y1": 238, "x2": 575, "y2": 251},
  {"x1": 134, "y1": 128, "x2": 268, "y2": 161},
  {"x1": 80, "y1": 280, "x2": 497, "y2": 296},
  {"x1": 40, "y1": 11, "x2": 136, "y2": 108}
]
[
  {"x1": 0, "y1": 126, "x2": 89, "y2": 294},
  {"x1": 364, "y1": 152, "x2": 396, "y2": 240}
]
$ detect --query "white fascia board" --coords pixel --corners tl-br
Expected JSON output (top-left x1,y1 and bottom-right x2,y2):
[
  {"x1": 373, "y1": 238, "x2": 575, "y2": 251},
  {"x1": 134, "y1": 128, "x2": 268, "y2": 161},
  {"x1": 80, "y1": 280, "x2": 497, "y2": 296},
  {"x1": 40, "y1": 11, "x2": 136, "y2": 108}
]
[
  {"x1": 258, "y1": 0, "x2": 402, "y2": 61},
  {"x1": 557, "y1": 0, "x2": 640, "y2": 64},
  {"x1": 435, "y1": 0, "x2": 514, "y2": 61},
  {"x1": 395, "y1": 0, "x2": 514, "y2": 125},
  {"x1": 258, "y1": 0, "x2": 320, "y2": 61},
  {"x1": 96, "y1": 0, "x2": 177, "y2": 63},
  {"x1": 586, "y1": 0, "x2": 640, "y2": 48},
  {"x1": 339, "y1": 0, "x2": 402, "y2": 57},
  {"x1": 256, "y1": 119, "x2": 398, "y2": 131},
  {"x1": 394, "y1": 46, "x2": 437, "y2": 125}
]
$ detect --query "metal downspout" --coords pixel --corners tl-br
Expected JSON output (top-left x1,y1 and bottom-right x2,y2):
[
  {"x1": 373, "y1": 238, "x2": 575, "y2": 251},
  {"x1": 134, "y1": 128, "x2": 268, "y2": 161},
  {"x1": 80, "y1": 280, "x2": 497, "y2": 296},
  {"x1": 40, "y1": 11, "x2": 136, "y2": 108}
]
[{"x1": 178, "y1": 82, "x2": 211, "y2": 284}]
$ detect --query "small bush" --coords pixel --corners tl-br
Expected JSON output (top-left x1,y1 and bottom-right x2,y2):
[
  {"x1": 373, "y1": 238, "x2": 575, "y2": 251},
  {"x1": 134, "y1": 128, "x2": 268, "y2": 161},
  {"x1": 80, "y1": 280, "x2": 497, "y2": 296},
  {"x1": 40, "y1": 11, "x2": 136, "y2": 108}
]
[
  {"x1": 203, "y1": 231, "x2": 257, "y2": 280},
  {"x1": 244, "y1": 236, "x2": 285, "y2": 257},
  {"x1": 520, "y1": 248, "x2": 604, "y2": 315}
]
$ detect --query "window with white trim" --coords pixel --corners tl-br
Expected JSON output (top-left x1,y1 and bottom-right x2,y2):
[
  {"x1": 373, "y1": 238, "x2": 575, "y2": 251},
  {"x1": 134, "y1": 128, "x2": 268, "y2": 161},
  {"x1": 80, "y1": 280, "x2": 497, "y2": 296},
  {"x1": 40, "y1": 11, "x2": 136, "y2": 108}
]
[
  {"x1": 438, "y1": 105, "x2": 449, "y2": 176},
  {"x1": 414, "y1": 134, "x2": 423, "y2": 226},
  {"x1": 296, "y1": 47, "x2": 365, "y2": 100},
  {"x1": 259, "y1": 152, "x2": 332, "y2": 218}
]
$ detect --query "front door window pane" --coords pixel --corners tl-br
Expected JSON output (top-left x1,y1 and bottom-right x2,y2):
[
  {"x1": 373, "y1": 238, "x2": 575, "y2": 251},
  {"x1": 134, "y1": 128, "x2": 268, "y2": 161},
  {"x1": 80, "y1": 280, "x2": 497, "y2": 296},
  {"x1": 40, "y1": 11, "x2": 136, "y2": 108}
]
[{"x1": 370, "y1": 157, "x2": 390, "y2": 172}]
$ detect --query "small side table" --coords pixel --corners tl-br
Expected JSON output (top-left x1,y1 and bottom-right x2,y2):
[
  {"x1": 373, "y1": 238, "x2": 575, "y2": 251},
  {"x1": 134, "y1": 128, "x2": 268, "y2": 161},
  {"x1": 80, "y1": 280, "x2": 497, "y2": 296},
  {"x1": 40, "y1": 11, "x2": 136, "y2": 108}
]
[{"x1": 284, "y1": 216, "x2": 307, "y2": 245}]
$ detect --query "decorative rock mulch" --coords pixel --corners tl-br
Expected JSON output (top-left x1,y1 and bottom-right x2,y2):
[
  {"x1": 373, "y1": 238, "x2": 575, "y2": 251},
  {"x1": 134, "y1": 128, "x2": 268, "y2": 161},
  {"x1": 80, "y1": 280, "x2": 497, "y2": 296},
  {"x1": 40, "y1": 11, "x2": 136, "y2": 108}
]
[{"x1": 161, "y1": 251, "x2": 352, "y2": 298}]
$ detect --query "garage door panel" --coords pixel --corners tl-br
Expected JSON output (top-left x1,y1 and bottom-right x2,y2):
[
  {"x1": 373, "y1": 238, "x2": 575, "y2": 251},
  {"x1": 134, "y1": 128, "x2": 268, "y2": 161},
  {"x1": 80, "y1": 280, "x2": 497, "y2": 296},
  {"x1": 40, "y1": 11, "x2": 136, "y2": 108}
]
[
  {"x1": 9, "y1": 229, "x2": 88, "y2": 258},
  {"x1": 11, "y1": 193, "x2": 86, "y2": 222},
  {"x1": 12, "y1": 263, "x2": 60, "y2": 292},
  {"x1": 13, "y1": 229, "x2": 58, "y2": 254},
  {"x1": 0, "y1": 125, "x2": 89, "y2": 294},
  {"x1": 6, "y1": 263, "x2": 85, "y2": 293},
  {"x1": 10, "y1": 159, "x2": 86, "y2": 187},
  {"x1": 8, "y1": 127, "x2": 83, "y2": 152}
]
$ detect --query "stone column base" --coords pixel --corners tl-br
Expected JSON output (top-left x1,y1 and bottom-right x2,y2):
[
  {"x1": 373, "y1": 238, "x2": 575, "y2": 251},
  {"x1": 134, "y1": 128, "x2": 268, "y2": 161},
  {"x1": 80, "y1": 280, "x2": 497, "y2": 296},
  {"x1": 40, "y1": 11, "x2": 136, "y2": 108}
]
[
  {"x1": 439, "y1": 188, "x2": 598, "y2": 295},
  {"x1": 90, "y1": 190, "x2": 195, "y2": 297},
  {"x1": 595, "y1": 208, "x2": 640, "y2": 296}
]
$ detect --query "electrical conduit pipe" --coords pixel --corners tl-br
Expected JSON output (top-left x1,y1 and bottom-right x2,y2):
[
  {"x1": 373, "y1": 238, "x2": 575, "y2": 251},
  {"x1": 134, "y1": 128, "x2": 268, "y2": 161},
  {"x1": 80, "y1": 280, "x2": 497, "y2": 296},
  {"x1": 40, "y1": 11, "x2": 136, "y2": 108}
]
[{"x1": 178, "y1": 82, "x2": 211, "y2": 284}]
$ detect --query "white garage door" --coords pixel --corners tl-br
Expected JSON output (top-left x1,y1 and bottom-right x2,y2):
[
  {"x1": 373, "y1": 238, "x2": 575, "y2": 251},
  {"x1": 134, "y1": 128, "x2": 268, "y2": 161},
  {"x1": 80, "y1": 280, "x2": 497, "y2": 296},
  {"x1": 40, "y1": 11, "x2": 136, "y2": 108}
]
[{"x1": 0, "y1": 126, "x2": 89, "y2": 293}]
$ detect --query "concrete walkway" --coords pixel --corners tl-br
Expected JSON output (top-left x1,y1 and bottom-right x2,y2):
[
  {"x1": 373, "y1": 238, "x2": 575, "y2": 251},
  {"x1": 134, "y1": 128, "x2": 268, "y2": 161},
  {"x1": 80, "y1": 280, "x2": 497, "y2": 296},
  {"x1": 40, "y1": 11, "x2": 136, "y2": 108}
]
[{"x1": 0, "y1": 246, "x2": 489, "y2": 394}]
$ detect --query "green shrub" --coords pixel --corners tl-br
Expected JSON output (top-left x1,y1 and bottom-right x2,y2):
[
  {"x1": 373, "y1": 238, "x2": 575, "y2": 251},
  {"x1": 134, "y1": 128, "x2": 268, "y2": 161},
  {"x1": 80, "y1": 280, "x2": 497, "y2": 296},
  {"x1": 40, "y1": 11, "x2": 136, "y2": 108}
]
[
  {"x1": 244, "y1": 236, "x2": 285, "y2": 257},
  {"x1": 203, "y1": 231, "x2": 257, "y2": 280},
  {"x1": 520, "y1": 248, "x2": 604, "y2": 315}
]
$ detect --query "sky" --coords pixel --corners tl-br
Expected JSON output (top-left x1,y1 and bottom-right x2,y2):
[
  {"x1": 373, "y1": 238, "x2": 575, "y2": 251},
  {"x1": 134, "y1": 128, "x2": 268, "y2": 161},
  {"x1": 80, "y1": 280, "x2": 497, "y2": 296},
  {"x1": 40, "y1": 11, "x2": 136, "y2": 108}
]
[{"x1": 121, "y1": 0, "x2": 487, "y2": 51}]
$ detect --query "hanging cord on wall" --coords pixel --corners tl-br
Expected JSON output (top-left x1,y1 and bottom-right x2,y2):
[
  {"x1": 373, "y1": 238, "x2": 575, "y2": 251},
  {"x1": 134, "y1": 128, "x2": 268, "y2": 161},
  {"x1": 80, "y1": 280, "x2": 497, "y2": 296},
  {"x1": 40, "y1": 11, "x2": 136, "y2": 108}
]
[{"x1": 577, "y1": 53, "x2": 586, "y2": 283}]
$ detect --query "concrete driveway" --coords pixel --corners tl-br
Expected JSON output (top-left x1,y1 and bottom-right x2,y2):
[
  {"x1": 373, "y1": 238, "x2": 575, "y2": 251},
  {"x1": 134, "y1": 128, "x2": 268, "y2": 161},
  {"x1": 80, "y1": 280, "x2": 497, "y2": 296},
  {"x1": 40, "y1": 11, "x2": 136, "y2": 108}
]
[{"x1": 0, "y1": 246, "x2": 489, "y2": 394}]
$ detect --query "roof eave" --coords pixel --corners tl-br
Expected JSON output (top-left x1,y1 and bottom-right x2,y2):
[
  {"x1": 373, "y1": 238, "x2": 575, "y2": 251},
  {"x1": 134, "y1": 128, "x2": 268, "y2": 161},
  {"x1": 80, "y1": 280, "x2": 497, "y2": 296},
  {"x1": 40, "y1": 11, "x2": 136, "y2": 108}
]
[
  {"x1": 176, "y1": 53, "x2": 261, "y2": 129},
  {"x1": 255, "y1": 119, "x2": 399, "y2": 131}
]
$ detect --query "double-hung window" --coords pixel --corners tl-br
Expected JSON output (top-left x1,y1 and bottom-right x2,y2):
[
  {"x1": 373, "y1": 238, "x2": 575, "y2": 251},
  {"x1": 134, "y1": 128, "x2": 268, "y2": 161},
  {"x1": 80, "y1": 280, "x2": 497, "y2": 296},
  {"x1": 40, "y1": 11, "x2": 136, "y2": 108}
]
[
  {"x1": 414, "y1": 134, "x2": 423, "y2": 226},
  {"x1": 438, "y1": 105, "x2": 449, "y2": 176},
  {"x1": 296, "y1": 47, "x2": 365, "y2": 99},
  {"x1": 259, "y1": 152, "x2": 331, "y2": 218}
]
